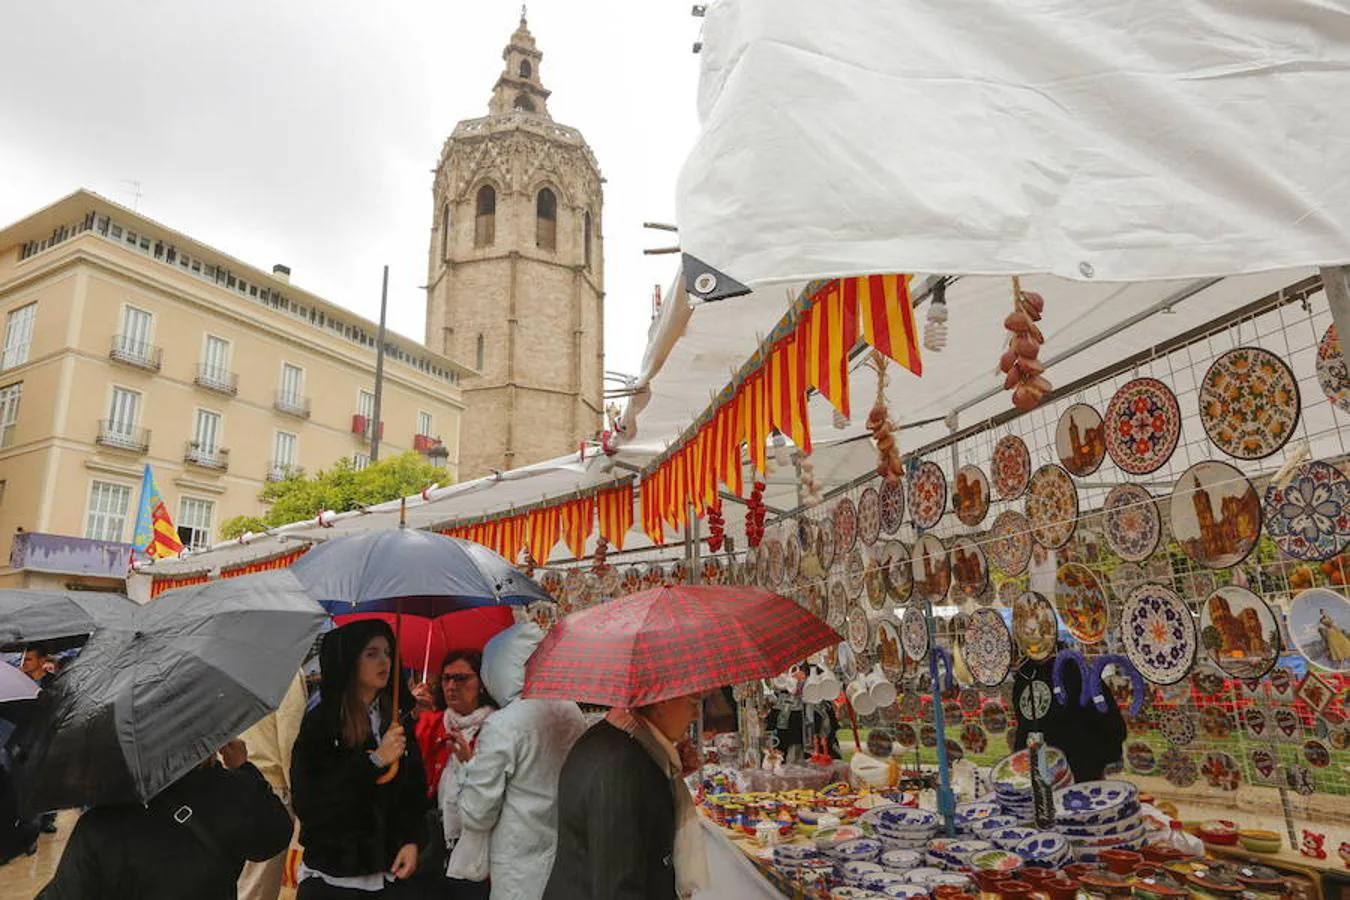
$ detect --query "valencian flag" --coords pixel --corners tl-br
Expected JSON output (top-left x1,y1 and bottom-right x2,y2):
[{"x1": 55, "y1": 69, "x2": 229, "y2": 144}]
[{"x1": 132, "y1": 464, "x2": 184, "y2": 559}]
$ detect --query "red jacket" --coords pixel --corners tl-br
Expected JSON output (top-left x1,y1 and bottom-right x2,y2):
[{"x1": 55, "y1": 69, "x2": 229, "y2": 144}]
[{"x1": 414, "y1": 710, "x2": 451, "y2": 798}]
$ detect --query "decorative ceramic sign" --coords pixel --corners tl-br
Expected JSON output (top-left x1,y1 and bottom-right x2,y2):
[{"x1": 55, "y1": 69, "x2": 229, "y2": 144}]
[
  {"x1": 1270, "y1": 666, "x2": 1295, "y2": 699},
  {"x1": 1198, "y1": 346, "x2": 1300, "y2": 460},
  {"x1": 1198, "y1": 586, "x2": 1281, "y2": 679},
  {"x1": 881, "y1": 540, "x2": 913, "y2": 603},
  {"x1": 1105, "y1": 377, "x2": 1182, "y2": 475},
  {"x1": 909, "y1": 461, "x2": 949, "y2": 530},
  {"x1": 1263, "y1": 460, "x2": 1350, "y2": 562},
  {"x1": 1244, "y1": 708, "x2": 1268, "y2": 739},
  {"x1": 951, "y1": 536, "x2": 989, "y2": 600},
  {"x1": 1056, "y1": 403, "x2": 1107, "y2": 477},
  {"x1": 1054, "y1": 562, "x2": 1109, "y2": 644},
  {"x1": 989, "y1": 510, "x2": 1034, "y2": 576},
  {"x1": 1025, "y1": 464, "x2": 1079, "y2": 549},
  {"x1": 1102, "y1": 483, "x2": 1161, "y2": 562},
  {"x1": 1297, "y1": 671, "x2": 1336, "y2": 714},
  {"x1": 876, "y1": 619, "x2": 904, "y2": 678},
  {"x1": 1274, "y1": 707, "x2": 1301, "y2": 741},
  {"x1": 1289, "y1": 588, "x2": 1350, "y2": 673},
  {"x1": 1250, "y1": 748, "x2": 1277, "y2": 782},
  {"x1": 992, "y1": 434, "x2": 1032, "y2": 500},
  {"x1": 966, "y1": 608, "x2": 1014, "y2": 687},
  {"x1": 834, "y1": 497, "x2": 860, "y2": 557},
  {"x1": 1159, "y1": 708, "x2": 1196, "y2": 746},
  {"x1": 954, "y1": 464, "x2": 992, "y2": 527},
  {"x1": 912, "y1": 533, "x2": 951, "y2": 603},
  {"x1": 1170, "y1": 461, "x2": 1262, "y2": 569},
  {"x1": 857, "y1": 486, "x2": 882, "y2": 547},
  {"x1": 1317, "y1": 324, "x2": 1350, "y2": 414},
  {"x1": 879, "y1": 478, "x2": 906, "y2": 534},
  {"x1": 901, "y1": 607, "x2": 930, "y2": 662},
  {"x1": 1012, "y1": 590, "x2": 1058, "y2": 662},
  {"x1": 1121, "y1": 583, "x2": 1197, "y2": 685}
]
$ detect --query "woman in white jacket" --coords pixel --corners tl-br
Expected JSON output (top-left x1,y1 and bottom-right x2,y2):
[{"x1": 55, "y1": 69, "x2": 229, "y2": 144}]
[{"x1": 447, "y1": 623, "x2": 586, "y2": 900}]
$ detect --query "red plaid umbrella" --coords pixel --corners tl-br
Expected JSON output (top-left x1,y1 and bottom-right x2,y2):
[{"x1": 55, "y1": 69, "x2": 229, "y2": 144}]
[{"x1": 523, "y1": 585, "x2": 841, "y2": 707}]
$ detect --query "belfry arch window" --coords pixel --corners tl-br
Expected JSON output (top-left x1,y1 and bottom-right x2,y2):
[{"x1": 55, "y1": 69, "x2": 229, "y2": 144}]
[
  {"x1": 475, "y1": 333, "x2": 485, "y2": 371},
  {"x1": 440, "y1": 203, "x2": 451, "y2": 259},
  {"x1": 519, "y1": 59, "x2": 532, "y2": 78},
  {"x1": 583, "y1": 211, "x2": 593, "y2": 268},
  {"x1": 536, "y1": 188, "x2": 557, "y2": 251},
  {"x1": 474, "y1": 185, "x2": 495, "y2": 248},
  {"x1": 514, "y1": 94, "x2": 535, "y2": 113}
]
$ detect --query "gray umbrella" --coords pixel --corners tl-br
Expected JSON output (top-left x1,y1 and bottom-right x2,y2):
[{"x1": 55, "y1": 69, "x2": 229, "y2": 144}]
[
  {"x1": 10, "y1": 570, "x2": 326, "y2": 814},
  {"x1": 0, "y1": 589, "x2": 138, "y2": 652}
]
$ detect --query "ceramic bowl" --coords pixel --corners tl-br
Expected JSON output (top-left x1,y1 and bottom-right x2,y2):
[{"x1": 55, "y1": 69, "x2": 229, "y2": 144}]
[
  {"x1": 830, "y1": 837, "x2": 885, "y2": 861},
  {"x1": 880, "y1": 848, "x2": 923, "y2": 871},
  {"x1": 904, "y1": 867, "x2": 946, "y2": 887},
  {"x1": 836, "y1": 859, "x2": 885, "y2": 883},
  {"x1": 881, "y1": 886, "x2": 930, "y2": 899}
]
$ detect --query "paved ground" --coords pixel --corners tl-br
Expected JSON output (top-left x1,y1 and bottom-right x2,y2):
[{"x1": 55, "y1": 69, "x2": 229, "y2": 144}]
[{"x1": 0, "y1": 810, "x2": 75, "y2": 900}]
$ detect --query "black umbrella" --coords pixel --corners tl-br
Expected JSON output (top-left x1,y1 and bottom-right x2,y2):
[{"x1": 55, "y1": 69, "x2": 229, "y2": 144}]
[
  {"x1": 0, "y1": 589, "x2": 138, "y2": 652},
  {"x1": 10, "y1": 570, "x2": 325, "y2": 814}
]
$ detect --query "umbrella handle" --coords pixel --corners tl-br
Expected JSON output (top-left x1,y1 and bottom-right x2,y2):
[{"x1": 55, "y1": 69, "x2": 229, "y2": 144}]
[
  {"x1": 376, "y1": 759, "x2": 399, "y2": 784},
  {"x1": 376, "y1": 599, "x2": 405, "y2": 786}
]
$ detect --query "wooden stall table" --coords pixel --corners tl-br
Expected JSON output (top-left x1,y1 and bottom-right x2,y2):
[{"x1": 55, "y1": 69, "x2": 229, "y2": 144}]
[{"x1": 1204, "y1": 842, "x2": 1329, "y2": 900}]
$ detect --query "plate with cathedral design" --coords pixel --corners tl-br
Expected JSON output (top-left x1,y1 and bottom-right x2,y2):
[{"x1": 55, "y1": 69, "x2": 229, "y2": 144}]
[
  {"x1": 1317, "y1": 325, "x2": 1350, "y2": 414},
  {"x1": 909, "y1": 461, "x2": 948, "y2": 529},
  {"x1": 879, "y1": 540, "x2": 913, "y2": 603},
  {"x1": 1199, "y1": 586, "x2": 1280, "y2": 679},
  {"x1": 1102, "y1": 483, "x2": 1161, "y2": 562},
  {"x1": 950, "y1": 536, "x2": 989, "y2": 600},
  {"x1": 1056, "y1": 404, "x2": 1107, "y2": 477},
  {"x1": 1121, "y1": 583, "x2": 1197, "y2": 685},
  {"x1": 1025, "y1": 464, "x2": 1078, "y2": 550},
  {"x1": 1170, "y1": 461, "x2": 1262, "y2": 569},
  {"x1": 954, "y1": 465, "x2": 991, "y2": 527},
  {"x1": 876, "y1": 619, "x2": 905, "y2": 678},
  {"x1": 992, "y1": 434, "x2": 1032, "y2": 500},
  {"x1": 1199, "y1": 346, "x2": 1300, "y2": 461},
  {"x1": 864, "y1": 550, "x2": 888, "y2": 611},
  {"x1": 912, "y1": 533, "x2": 951, "y2": 603},
  {"x1": 879, "y1": 477, "x2": 906, "y2": 534},
  {"x1": 1054, "y1": 563, "x2": 1108, "y2": 644},
  {"x1": 1105, "y1": 377, "x2": 1182, "y2": 475},
  {"x1": 988, "y1": 510, "x2": 1034, "y2": 577},
  {"x1": 1263, "y1": 460, "x2": 1350, "y2": 562}
]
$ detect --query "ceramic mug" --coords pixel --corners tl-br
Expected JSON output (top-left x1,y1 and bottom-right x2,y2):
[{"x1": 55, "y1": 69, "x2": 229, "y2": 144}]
[
  {"x1": 806, "y1": 668, "x2": 841, "y2": 704},
  {"x1": 864, "y1": 665, "x2": 897, "y2": 708},
  {"x1": 847, "y1": 677, "x2": 878, "y2": 716}
]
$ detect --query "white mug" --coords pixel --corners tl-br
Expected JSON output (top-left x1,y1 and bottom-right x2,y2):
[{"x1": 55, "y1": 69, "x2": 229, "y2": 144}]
[
  {"x1": 865, "y1": 665, "x2": 897, "y2": 708},
  {"x1": 804, "y1": 668, "x2": 840, "y2": 704},
  {"x1": 846, "y1": 677, "x2": 877, "y2": 716}
]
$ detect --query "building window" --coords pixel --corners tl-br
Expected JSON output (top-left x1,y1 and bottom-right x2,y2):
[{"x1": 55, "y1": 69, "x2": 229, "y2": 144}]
[
  {"x1": 536, "y1": 188, "x2": 557, "y2": 250},
  {"x1": 280, "y1": 363, "x2": 303, "y2": 404},
  {"x1": 417, "y1": 411, "x2": 433, "y2": 437},
  {"x1": 584, "y1": 211, "x2": 593, "y2": 269},
  {"x1": 358, "y1": 389, "x2": 375, "y2": 420},
  {"x1": 193, "y1": 409, "x2": 221, "y2": 453},
  {"x1": 0, "y1": 382, "x2": 20, "y2": 448},
  {"x1": 474, "y1": 186, "x2": 496, "y2": 248},
  {"x1": 519, "y1": 59, "x2": 532, "y2": 78},
  {"x1": 202, "y1": 334, "x2": 230, "y2": 380},
  {"x1": 272, "y1": 430, "x2": 297, "y2": 479},
  {"x1": 121, "y1": 305, "x2": 153, "y2": 356},
  {"x1": 514, "y1": 94, "x2": 535, "y2": 113},
  {"x1": 86, "y1": 480, "x2": 132, "y2": 543},
  {"x1": 2, "y1": 303, "x2": 36, "y2": 370},
  {"x1": 440, "y1": 203, "x2": 451, "y2": 260},
  {"x1": 476, "y1": 334, "x2": 485, "y2": 371},
  {"x1": 177, "y1": 497, "x2": 214, "y2": 551},
  {"x1": 108, "y1": 387, "x2": 140, "y2": 440},
  {"x1": 353, "y1": 453, "x2": 371, "y2": 471}
]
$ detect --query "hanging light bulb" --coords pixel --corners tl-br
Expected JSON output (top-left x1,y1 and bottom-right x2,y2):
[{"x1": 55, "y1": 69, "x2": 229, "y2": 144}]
[
  {"x1": 772, "y1": 431, "x2": 792, "y2": 469},
  {"x1": 924, "y1": 297, "x2": 948, "y2": 352}
]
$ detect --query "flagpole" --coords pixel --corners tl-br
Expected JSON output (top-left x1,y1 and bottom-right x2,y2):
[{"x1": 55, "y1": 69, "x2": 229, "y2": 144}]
[{"x1": 370, "y1": 265, "x2": 389, "y2": 462}]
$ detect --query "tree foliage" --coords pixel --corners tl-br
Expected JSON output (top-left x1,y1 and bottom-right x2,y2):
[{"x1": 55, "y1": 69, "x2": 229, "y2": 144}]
[{"x1": 220, "y1": 452, "x2": 446, "y2": 539}]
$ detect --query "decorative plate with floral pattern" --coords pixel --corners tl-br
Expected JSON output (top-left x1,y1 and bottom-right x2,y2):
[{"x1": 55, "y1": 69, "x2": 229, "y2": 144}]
[
  {"x1": 951, "y1": 536, "x2": 989, "y2": 601},
  {"x1": 1056, "y1": 404, "x2": 1108, "y2": 477},
  {"x1": 901, "y1": 607, "x2": 930, "y2": 662},
  {"x1": 1317, "y1": 324, "x2": 1350, "y2": 414},
  {"x1": 909, "y1": 461, "x2": 948, "y2": 529},
  {"x1": 1171, "y1": 461, "x2": 1262, "y2": 569},
  {"x1": 879, "y1": 540, "x2": 913, "y2": 603},
  {"x1": 1263, "y1": 460, "x2": 1350, "y2": 562},
  {"x1": 954, "y1": 465, "x2": 991, "y2": 527},
  {"x1": 966, "y1": 608, "x2": 1014, "y2": 687},
  {"x1": 989, "y1": 510, "x2": 1034, "y2": 576},
  {"x1": 1121, "y1": 583, "x2": 1197, "y2": 685},
  {"x1": 1160, "y1": 748, "x2": 1198, "y2": 788},
  {"x1": 858, "y1": 486, "x2": 882, "y2": 547},
  {"x1": 846, "y1": 602, "x2": 871, "y2": 655},
  {"x1": 1025, "y1": 464, "x2": 1079, "y2": 549},
  {"x1": 1159, "y1": 708, "x2": 1196, "y2": 746},
  {"x1": 833, "y1": 497, "x2": 860, "y2": 558},
  {"x1": 1054, "y1": 563, "x2": 1108, "y2": 644},
  {"x1": 1105, "y1": 377, "x2": 1182, "y2": 475},
  {"x1": 912, "y1": 533, "x2": 951, "y2": 603},
  {"x1": 1101, "y1": 483, "x2": 1160, "y2": 562},
  {"x1": 844, "y1": 547, "x2": 867, "y2": 598},
  {"x1": 816, "y1": 518, "x2": 837, "y2": 570},
  {"x1": 880, "y1": 478, "x2": 906, "y2": 534},
  {"x1": 1199, "y1": 346, "x2": 1300, "y2": 460},
  {"x1": 992, "y1": 434, "x2": 1032, "y2": 500}
]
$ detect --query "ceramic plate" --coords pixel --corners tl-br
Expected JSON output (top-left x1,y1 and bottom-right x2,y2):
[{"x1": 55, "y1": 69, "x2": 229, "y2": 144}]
[
  {"x1": 1170, "y1": 461, "x2": 1262, "y2": 569},
  {"x1": 845, "y1": 547, "x2": 867, "y2": 598},
  {"x1": 966, "y1": 608, "x2": 1014, "y2": 687},
  {"x1": 982, "y1": 702, "x2": 1008, "y2": 733},
  {"x1": 909, "y1": 461, "x2": 948, "y2": 530},
  {"x1": 1263, "y1": 460, "x2": 1350, "y2": 562},
  {"x1": 912, "y1": 533, "x2": 951, "y2": 603},
  {"x1": 784, "y1": 535, "x2": 802, "y2": 581},
  {"x1": 1304, "y1": 739, "x2": 1331, "y2": 769},
  {"x1": 989, "y1": 510, "x2": 1034, "y2": 576},
  {"x1": 766, "y1": 538, "x2": 785, "y2": 586},
  {"x1": 880, "y1": 478, "x2": 906, "y2": 534},
  {"x1": 1025, "y1": 464, "x2": 1078, "y2": 549},
  {"x1": 1054, "y1": 781, "x2": 1137, "y2": 816},
  {"x1": 993, "y1": 435, "x2": 1032, "y2": 500},
  {"x1": 881, "y1": 540, "x2": 914, "y2": 603},
  {"x1": 1057, "y1": 403, "x2": 1107, "y2": 477},
  {"x1": 1102, "y1": 483, "x2": 1161, "y2": 562},
  {"x1": 1200, "y1": 751, "x2": 1242, "y2": 790},
  {"x1": 835, "y1": 497, "x2": 861, "y2": 558},
  {"x1": 1121, "y1": 583, "x2": 1197, "y2": 685},
  {"x1": 1199, "y1": 346, "x2": 1300, "y2": 460},
  {"x1": 864, "y1": 550, "x2": 889, "y2": 612},
  {"x1": 1199, "y1": 706, "x2": 1233, "y2": 740},
  {"x1": 1317, "y1": 324, "x2": 1350, "y2": 414},
  {"x1": 1199, "y1": 585, "x2": 1280, "y2": 678},
  {"x1": 876, "y1": 619, "x2": 904, "y2": 678},
  {"x1": 828, "y1": 578, "x2": 849, "y2": 629},
  {"x1": 960, "y1": 723, "x2": 988, "y2": 754},
  {"x1": 1105, "y1": 377, "x2": 1182, "y2": 475},
  {"x1": 951, "y1": 536, "x2": 989, "y2": 600},
  {"x1": 1125, "y1": 741, "x2": 1157, "y2": 775},
  {"x1": 989, "y1": 746, "x2": 1069, "y2": 792},
  {"x1": 1054, "y1": 562, "x2": 1109, "y2": 644},
  {"x1": 954, "y1": 464, "x2": 992, "y2": 527},
  {"x1": 817, "y1": 517, "x2": 838, "y2": 570},
  {"x1": 1012, "y1": 590, "x2": 1059, "y2": 662},
  {"x1": 901, "y1": 606, "x2": 930, "y2": 661},
  {"x1": 858, "y1": 486, "x2": 882, "y2": 547},
  {"x1": 846, "y1": 602, "x2": 872, "y2": 654},
  {"x1": 1288, "y1": 587, "x2": 1350, "y2": 673}
]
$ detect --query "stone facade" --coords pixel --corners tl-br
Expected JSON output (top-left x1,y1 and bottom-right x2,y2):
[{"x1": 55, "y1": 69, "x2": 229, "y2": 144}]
[{"x1": 425, "y1": 14, "x2": 604, "y2": 480}]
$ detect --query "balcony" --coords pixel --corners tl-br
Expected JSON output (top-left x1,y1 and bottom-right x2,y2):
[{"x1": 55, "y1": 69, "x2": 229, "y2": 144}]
[
  {"x1": 266, "y1": 461, "x2": 303, "y2": 482},
  {"x1": 413, "y1": 434, "x2": 438, "y2": 453},
  {"x1": 351, "y1": 414, "x2": 384, "y2": 440},
  {"x1": 96, "y1": 420, "x2": 150, "y2": 453},
  {"x1": 109, "y1": 334, "x2": 162, "y2": 371},
  {"x1": 274, "y1": 391, "x2": 311, "y2": 419},
  {"x1": 9, "y1": 531, "x2": 136, "y2": 579},
  {"x1": 184, "y1": 441, "x2": 229, "y2": 471},
  {"x1": 194, "y1": 364, "x2": 239, "y2": 396}
]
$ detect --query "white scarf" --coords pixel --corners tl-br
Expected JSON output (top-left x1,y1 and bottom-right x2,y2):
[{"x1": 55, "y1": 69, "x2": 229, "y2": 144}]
[{"x1": 437, "y1": 704, "x2": 495, "y2": 845}]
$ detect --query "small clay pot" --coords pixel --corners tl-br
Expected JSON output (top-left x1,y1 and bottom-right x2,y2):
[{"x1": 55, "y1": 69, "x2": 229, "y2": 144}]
[
  {"x1": 1019, "y1": 868, "x2": 1058, "y2": 886},
  {"x1": 1064, "y1": 863, "x2": 1098, "y2": 880},
  {"x1": 999, "y1": 880, "x2": 1035, "y2": 900},
  {"x1": 1044, "y1": 879, "x2": 1080, "y2": 900},
  {"x1": 1099, "y1": 849, "x2": 1143, "y2": 875}
]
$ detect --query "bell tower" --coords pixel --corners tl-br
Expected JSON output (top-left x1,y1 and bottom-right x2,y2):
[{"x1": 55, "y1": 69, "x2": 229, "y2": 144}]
[{"x1": 426, "y1": 11, "x2": 605, "y2": 480}]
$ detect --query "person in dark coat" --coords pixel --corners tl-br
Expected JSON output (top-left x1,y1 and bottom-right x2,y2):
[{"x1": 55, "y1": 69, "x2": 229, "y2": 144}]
[
  {"x1": 36, "y1": 740, "x2": 292, "y2": 899},
  {"x1": 1011, "y1": 653, "x2": 1126, "y2": 783},
  {"x1": 290, "y1": 619, "x2": 429, "y2": 898},
  {"x1": 544, "y1": 695, "x2": 709, "y2": 900}
]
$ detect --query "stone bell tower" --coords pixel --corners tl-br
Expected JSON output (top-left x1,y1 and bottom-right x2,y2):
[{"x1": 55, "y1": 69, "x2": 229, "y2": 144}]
[{"x1": 425, "y1": 12, "x2": 605, "y2": 480}]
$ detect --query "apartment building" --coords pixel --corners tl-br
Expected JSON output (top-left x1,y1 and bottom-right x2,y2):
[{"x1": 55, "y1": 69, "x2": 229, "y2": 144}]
[{"x1": 0, "y1": 190, "x2": 470, "y2": 589}]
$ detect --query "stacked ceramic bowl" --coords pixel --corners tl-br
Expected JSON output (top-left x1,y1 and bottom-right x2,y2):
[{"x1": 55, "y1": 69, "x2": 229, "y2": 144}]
[
  {"x1": 925, "y1": 837, "x2": 993, "y2": 870},
  {"x1": 859, "y1": 806, "x2": 942, "y2": 850},
  {"x1": 985, "y1": 825, "x2": 1038, "y2": 851},
  {"x1": 1011, "y1": 831, "x2": 1072, "y2": 868},
  {"x1": 770, "y1": 843, "x2": 833, "y2": 883},
  {"x1": 1052, "y1": 780, "x2": 1143, "y2": 862},
  {"x1": 953, "y1": 798, "x2": 1003, "y2": 835},
  {"x1": 988, "y1": 747, "x2": 1073, "y2": 819}
]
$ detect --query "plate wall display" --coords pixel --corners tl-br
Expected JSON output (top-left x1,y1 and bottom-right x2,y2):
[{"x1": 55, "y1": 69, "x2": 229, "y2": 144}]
[
  {"x1": 876, "y1": 620, "x2": 904, "y2": 677},
  {"x1": 1125, "y1": 741, "x2": 1157, "y2": 775},
  {"x1": 1055, "y1": 562, "x2": 1109, "y2": 644},
  {"x1": 846, "y1": 602, "x2": 872, "y2": 654},
  {"x1": 766, "y1": 538, "x2": 786, "y2": 586},
  {"x1": 784, "y1": 535, "x2": 802, "y2": 582},
  {"x1": 1199, "y1": 585, "x2": 1281, "y2": 679},
  {"x1": 817, "y1": 518, "x2": 838, "y2": 570},
  {"x1": 1159, "y1": 749, "x2": 1198, "y2": 788},
  {"x1": 864, "y1": 550, "x2": 889, "y2": 612},
  {"x1": 989, "y1": 510, "x2": 1034, "y2": 576},
  {"x1": 1263, "y1": 460, "x2": 1350, "y2": 562},
  {"x1": 951, "y1": 536, "x2": 989, "y2": 600},
  {"x1": 1288, "y1": 588, "x2": 1350, "y2": 673},
  {"x1": 909, "y1": 461, "x2": 949, "y2": 530},
  {"x1": 1057, "y1": 403, "x2": 1108, "y2": 477},
  {"x1": 858, "y1": 486, "x2": 882, "y2": 547},
  {"x1": 1105, "y1": 377, "x2": 1182, "y2": 475},
  {"x1": 1304, "y1": 739, "x2": 1331, "y2": 769},
  {"x1": 1121, "y1": 583, "x2": 1197, "y2": 685},
  {"x1": 1012, "y1": 591, "x2": 1058, "y2": 662},
  {"x1": 954, "y1": 464, "x2": 991, "y2": 527},
  {"x1": 966, "y1": 608, "x2": 1014, "y2": 687},
  {"x1": 912, "y1": 533, "x2": 951, "y2": 603},
  {"x1": 1270, "y1": 666, "x2": 1295, "y2": 699},
  {"x1": 959, "y1": 688, "x2": 983, "y2": 715},
  {"x1": 564, "y1": 568, "x2": 587, "y2": 601},
  {"x1": 1025, "y1": 464, "x2": 1079, "y2": 550},
  {"x1": 828, "y1": 579, "x2": 849, "y2": 629},
  {"x1": 1200, "y1": 751, "x2": 1242, "y2": 790},
  {"x1": 844, "y1": 547, "x2": 867, "y2": 599},
  {"x1": 960, "y1": 723, "x2": 988, "y2": 754},
  {"x1": 880, "y1": 478, "x2": 906, "y2": 534},
  {"x1": 1170, "y1": 461, "x2": 1262, "y2": 569},
  {"x1": 881, "y1": 541, "x2": 914, "y2": 603},
  {"x1": 834, "y1": 497, "x2": 861, "y2": 557},
  {"x1": 993, "y1": 435, "x2": 1032, "y2": 500},
  {"x1": 1198, "y1": 346, "x2": 1300, "y2": 460},
  {"x1": 1317, "y1": 324, "x2": 1350, "y2": 414},
  {"x1": 982, "y1": 701, "x2": 1008, "y2": 733},
  {"x1": 1199, "y1": 706, "x2": 1233, "y2": 741},
  {"x1": 901, "y1": 607, "x2": 930, "y2": 662},
  {"x1": 1102, "y1": 483, "x2": 1162, "y2": 562}
]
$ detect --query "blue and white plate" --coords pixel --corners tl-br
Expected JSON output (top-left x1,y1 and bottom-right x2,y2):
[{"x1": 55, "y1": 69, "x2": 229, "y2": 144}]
[
  {"x1": 904, "y1": 868, "x2": 947, "y2": 887},
  {"x1": 881, "y1": 886, "x2": 931, "y2": 899},
  {"x1": 1054, "y1": 800, "x2": 1142, "y2": 828},
  {"x1": 836, "y1": 859, "x2": 885, "y2": 884},
  {"x1": 1054, "y1": 780, "x2": 1136, "y2": 816},
  {"x1": 881, "y1": 837, "x2": 933, "y2": 851},
  {"x1": 880, "y1": 849, "x2": 923, "y2": 871},
  {"x1": 1057, "y1": 815, "x2": 1143, "y2": 838},
  {"x1": 1014, "y1": 832, "x2": 1070, "y2": 863},
  {"x1": 955, "y1": 799, "x2": 1003, "y2": 825},
  {"x1": 874, "y1": 807, "x2": 941, "y2": 830},
  {"x1": 830, "y1": 838, "x2": 885, "y2": 861},
  {"x1": 989, "y1": 826, "x2": 1038, "y2": 849},
  {"x1": 773, "y1": 844, "x2": 821, "y2": 866},
  {"x1": 864, "y1": 871, "x2": 917, "y2": 892},
  {"x1": 974, "y1": 815, "x2": 1023, "y2": 835}
]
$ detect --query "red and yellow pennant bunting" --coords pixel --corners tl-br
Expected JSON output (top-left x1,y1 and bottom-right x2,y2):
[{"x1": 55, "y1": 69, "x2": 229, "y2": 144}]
[
  {"x1": 526, "y1": 506, "x2": 561, "y2": 566},
  {"x1": 857, "y1": 273, "x2": 922, "y2": 376},
  {"x1": 597, "y1": 483, "x2": 634, "y2": 550},
  {"x1": 560, "y1": 496, "x2": 595, "y2": 560}
]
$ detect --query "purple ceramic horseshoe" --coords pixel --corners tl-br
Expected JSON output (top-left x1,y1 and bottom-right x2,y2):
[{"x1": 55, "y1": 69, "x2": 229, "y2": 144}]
[
  {"x1": 1051, "y1": 649, "x2": 1091, "y2": 706},
  {"x1": 1089, "y1": 654, "x2": 1145, "y2": 717}
]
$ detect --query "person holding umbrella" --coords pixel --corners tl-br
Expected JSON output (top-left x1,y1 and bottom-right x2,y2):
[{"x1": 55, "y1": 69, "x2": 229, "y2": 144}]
[{"x1": 290, "y1": 619, "x2": 429, "y2": 897}]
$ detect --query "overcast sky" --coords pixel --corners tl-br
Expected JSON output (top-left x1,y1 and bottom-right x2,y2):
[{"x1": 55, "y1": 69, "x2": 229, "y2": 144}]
[{"x1": 0, "y1": 0, "x2": 702, "y2": 378}]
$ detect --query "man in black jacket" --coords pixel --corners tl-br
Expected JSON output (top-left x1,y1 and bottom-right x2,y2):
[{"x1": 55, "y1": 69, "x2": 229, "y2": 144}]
[{"x1": 37, "y1": 740, "x2": 293, "y2": 899}]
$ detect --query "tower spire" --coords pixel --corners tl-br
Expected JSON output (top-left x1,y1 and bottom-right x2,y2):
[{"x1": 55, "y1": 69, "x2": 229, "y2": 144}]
[{"x1": 489, "y1": 11, "x2": 551, "y2": 118}]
